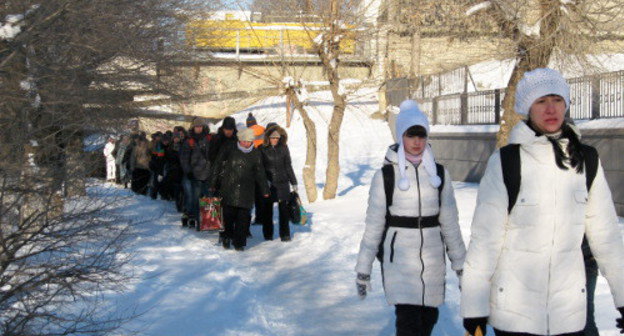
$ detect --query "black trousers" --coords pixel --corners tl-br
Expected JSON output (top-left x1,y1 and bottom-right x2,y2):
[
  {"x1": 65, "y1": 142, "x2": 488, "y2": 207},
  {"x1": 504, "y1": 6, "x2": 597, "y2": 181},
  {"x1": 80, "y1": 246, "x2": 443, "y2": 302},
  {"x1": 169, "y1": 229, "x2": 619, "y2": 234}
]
[
  {"x1": 254, "y1": 182, "x2": 264, "y2": 223},
  {"x1": 494, "y1": 330, "x2": 584, "y2": 336},
  {"x1": 131, "y1": 168, "x2": 150, "y2": 195},
  {"x1": 262, "y1": 199, "x2": 290, "y2": 239},
  {"x1": 223, "y1": 205, "x2": 251, "y2": 248},
  {"x1": 395, "y1": 304, "x2": 438, "y2": 336}
]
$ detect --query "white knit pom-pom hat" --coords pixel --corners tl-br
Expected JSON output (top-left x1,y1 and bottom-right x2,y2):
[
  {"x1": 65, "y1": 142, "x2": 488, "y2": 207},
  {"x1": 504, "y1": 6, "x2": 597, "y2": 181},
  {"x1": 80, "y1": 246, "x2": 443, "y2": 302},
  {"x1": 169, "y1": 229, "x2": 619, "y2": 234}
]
[
  {"x1": 395, "y1": 100, "x2": 441, "y2": 191},
  {"x1": 514, "y1": 68, "x2": 570, "y2": 116}
]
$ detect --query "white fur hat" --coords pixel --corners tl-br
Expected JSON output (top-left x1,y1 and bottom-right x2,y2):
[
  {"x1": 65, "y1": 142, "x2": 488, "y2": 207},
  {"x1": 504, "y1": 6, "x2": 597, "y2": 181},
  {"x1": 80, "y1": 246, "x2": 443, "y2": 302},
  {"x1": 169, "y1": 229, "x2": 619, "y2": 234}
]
[
  {"x1": 514, "y1": 68, "x2": 570, "y2": 116},
  {"x1": 395, "y1": 100, "x2": 440, "y2": 191}
]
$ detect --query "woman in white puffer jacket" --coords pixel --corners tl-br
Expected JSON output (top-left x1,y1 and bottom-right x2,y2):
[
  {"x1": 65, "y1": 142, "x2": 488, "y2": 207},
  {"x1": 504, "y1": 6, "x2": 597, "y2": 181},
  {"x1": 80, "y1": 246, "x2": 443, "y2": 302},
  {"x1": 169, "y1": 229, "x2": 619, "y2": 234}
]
[
  {"x1": 355, "y1": 100, "x2": 466, "y2": 336},
  {"x1": 461, "y1": 68, "x2": 624, "y2": 336}
]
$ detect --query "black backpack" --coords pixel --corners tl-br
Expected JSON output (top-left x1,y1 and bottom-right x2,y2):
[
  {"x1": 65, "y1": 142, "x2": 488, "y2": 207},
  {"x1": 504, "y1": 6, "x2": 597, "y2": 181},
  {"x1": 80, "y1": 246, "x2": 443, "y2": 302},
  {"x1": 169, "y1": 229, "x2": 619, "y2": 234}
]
[
  {"x1": 376, "y1": 161, "x2": 445, "y2": 262},
  {"x1": 500, "y1": 143, "x2": 599, "y2": 260}
]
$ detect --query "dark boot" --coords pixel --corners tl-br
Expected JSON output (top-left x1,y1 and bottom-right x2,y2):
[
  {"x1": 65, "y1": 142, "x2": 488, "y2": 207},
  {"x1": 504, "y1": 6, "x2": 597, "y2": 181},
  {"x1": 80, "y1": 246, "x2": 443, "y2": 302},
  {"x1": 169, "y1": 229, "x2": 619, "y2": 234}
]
[
  {"x1": 222, "y1": 237, "x2": 231, "y2": 249},
  {"x1": 181, "y1": 214, "x2": 188, "y2": 227}
]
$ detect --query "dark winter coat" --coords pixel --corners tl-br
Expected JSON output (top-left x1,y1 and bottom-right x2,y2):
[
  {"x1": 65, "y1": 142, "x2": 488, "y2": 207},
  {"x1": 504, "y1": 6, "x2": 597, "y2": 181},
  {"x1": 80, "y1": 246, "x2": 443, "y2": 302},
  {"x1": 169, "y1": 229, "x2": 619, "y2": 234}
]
[
  {"x1": 149, "y1": 141, "x2": 166, "y2": 176},
  {"x1": 130, "y1": 139, "x2": 151, "y2": 171},
  {"x1": 179, "y1": 130, "x2": 212, "y2": 181},
  {"x1": 209, "y1": 128, "x2": 238, "y2": 163},
  {"x1": 260, "y1": 126, "x2": 297, "y2": 201},
  {"x1": 164, "y1": 142, "x2": 183, "y2": 183},
  {"x1": 210, "y1": 143, "x2": 269, "y2": 209}
]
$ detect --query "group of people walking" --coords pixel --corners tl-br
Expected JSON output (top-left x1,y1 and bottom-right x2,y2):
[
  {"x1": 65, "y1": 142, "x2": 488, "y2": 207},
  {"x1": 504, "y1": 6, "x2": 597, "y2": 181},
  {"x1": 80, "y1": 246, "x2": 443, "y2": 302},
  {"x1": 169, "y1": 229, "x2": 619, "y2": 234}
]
[
  {"x1": 104, "y1": 113, "x2": 298, "y2": 252},
  {"x1": 355, "y1": 68, "x2": 624, "y2": 336}
]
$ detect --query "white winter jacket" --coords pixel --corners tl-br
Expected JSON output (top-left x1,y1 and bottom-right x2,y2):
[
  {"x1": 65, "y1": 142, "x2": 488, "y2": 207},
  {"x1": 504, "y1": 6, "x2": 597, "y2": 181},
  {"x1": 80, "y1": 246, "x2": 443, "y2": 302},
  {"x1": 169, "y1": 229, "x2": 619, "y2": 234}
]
[
  {"x1": 103, "y1": 142, "x2": 115, "y2": 161},
  {"x1": 461, "y1": 122, "x2": 624, "y2": 335},
  {"x1": 355, "y1": 145, "x2": 466, "y2": 306}
]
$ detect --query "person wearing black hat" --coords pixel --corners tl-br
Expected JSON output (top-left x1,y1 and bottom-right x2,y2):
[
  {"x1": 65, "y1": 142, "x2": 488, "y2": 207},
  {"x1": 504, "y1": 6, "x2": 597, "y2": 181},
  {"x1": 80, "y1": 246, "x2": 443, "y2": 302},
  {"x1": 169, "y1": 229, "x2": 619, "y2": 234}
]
[{"x1": 209, "y1": 116, "x2": 238, "y2": 163}]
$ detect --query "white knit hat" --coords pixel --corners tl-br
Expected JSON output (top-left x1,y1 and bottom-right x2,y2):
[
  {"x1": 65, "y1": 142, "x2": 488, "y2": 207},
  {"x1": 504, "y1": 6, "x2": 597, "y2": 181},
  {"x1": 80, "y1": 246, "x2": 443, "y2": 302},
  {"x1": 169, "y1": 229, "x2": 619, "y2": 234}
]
[
  {"x1": 238, "y1": 128, "x2": 255, "y2": 142},
  {"x1": 395, "y1": 100, "x2": 441, "y2": 191},
  {"x1": 514, "y1": 68, "x2": 570, "y2": 116}
]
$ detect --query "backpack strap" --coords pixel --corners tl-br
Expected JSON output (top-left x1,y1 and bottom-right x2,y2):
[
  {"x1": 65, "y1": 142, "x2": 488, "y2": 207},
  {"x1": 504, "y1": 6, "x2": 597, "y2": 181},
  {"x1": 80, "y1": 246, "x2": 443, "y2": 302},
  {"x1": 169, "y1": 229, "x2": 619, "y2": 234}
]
[
  {"x1": 501, "y1": 144, "x2": 599, "y2": 214},
  {"x1": 581, "y1": 144, "x2": 599, "y2": 192},
  {"x1": 377, "y1": 164, "x2": 394, "y2": 262},
  {"x1": 435, "y1": 163, "x2": 445, "y2": 207},
  {"x1": 382, "y1": 164, "x2": 394, "y2": 212},
  {"x1": 581, "y1": 145, "x2": 600, "y2": 262},
  {"x1": 500, "y1": 144, "x2": 521, "y2": 214},
  {"x1": 376, "y1": 162, "x2": 445, "y2": 262}
]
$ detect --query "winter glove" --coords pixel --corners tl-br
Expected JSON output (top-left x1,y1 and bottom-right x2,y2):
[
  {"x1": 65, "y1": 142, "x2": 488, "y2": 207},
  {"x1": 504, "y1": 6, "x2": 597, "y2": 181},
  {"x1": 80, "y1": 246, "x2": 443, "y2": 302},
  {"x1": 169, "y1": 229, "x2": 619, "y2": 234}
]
[
  {"x1": 463, "y1": 317, "x2": 487, "y2": 336},
  {"x1": 616, "y1": 307, "x2": 624, "y2": 333},
  {"x1": 157, "y1": 175, "x2": 163, "y2": 182},
  {"x1": 355, "y1": 273, "x2": 371, "y2": 300},
  {"x1": 456, "y1": 269, "x2": 463, "y2": 290},
  {"x1": 292, "y1": 184, "x2": 298, "y2": 193}
]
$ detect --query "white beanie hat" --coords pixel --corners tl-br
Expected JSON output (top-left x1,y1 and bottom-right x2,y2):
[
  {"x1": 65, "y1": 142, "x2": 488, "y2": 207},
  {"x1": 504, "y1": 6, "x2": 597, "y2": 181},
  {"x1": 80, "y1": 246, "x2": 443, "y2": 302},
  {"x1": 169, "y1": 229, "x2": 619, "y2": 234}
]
[
  {"x1": 395, "y1": 100, "x2": 441, "y2": 191},
  {"x1": 514, "y1": 68, "x2": 570, "y2": 116},
  {"x1": 238, "y1": 128, "x2": 255, "y2": 142}
]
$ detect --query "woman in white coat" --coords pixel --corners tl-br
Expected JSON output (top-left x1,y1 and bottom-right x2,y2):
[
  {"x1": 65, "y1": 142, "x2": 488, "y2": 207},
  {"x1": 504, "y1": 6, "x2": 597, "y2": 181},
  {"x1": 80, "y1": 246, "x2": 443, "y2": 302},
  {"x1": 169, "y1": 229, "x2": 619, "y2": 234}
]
[
  {"x1": 103, "y1": 136, "x2": 116, "y2": 182},
  {"x1": 355, "y1": 100, "x2": 466, "y2": 336},
  {"x1": 461, "y1": 68, "x2": 624, "y2": 336}
]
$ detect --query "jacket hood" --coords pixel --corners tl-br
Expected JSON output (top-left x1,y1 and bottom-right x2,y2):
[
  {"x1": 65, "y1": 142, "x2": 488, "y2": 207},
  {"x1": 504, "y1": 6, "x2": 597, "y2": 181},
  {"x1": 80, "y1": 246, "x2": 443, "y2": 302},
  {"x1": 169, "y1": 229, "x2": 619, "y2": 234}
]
[
  {"x1": 508, "y1": 121, "x2": 582, "y2": 146},
  {"x1": 263, "y1": 125, "x2": 288, "y2": 146}
]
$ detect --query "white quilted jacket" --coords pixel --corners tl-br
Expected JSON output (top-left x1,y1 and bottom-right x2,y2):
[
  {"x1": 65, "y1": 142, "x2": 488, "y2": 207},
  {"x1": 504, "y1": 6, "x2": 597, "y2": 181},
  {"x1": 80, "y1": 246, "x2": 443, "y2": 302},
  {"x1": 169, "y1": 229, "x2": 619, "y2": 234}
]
[
  {"x1": 355, "y1": 146, "x2": 466, "y2": 306},
  {"x1": 461, "y1": 122, "x2": 624, "y2": 335}
]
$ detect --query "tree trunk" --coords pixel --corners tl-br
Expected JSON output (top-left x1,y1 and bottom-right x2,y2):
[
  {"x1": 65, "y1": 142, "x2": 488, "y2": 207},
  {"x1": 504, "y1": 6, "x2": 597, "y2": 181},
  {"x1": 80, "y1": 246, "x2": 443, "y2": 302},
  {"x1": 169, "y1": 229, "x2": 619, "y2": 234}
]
[
  {"x1": 289, "y1": 90, "x2": 317, "y2": 202},
  {"x1": 285, "y1": 94, "x2": 292, "y2": 128},
  {"x1": 322, "y1": 93, "x2": 346, "y2": 200},
  {"x1": 64, "y1": 135, "x2": 87, "y2": 197},
  {"x1": 495, "y1": 2, "x2": 562, "y2": 147}
]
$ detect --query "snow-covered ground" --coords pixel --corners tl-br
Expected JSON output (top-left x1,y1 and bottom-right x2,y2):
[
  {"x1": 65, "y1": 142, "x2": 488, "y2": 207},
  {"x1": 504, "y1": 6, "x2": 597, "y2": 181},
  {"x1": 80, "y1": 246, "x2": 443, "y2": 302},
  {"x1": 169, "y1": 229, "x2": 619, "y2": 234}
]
[{"x1": 101, "y1": 90, "x2": 624, "y2": 335}]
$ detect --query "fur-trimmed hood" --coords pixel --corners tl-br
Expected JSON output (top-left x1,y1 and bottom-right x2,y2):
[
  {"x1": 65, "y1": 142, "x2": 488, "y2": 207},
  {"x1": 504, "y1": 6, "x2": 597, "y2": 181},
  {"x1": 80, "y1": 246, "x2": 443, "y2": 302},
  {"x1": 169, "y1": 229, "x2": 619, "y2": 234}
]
[{"x1": 263, "y1": 125, "x2": 288, "y2": 146}]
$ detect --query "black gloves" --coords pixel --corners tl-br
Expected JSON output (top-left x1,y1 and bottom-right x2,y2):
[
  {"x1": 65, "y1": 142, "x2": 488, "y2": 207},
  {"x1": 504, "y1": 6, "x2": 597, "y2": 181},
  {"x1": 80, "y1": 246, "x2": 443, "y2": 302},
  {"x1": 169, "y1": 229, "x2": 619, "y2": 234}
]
[
  {"x1": 355, "y1": 273, "x2": 371, "y2": 300},
  {"x1": 616, "y1": 307, "x2": 624, "y2": 333},
  {"x1": 464, "y1": 317, "x2": 487, "y2": 336}
]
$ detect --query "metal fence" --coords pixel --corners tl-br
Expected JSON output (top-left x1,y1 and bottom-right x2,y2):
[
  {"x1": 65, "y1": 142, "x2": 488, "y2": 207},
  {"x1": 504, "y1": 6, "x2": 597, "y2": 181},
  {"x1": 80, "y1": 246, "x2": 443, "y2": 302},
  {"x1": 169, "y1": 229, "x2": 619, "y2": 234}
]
[{"x1": 409, "y1": 69, "x2": 624, "y2": 125}]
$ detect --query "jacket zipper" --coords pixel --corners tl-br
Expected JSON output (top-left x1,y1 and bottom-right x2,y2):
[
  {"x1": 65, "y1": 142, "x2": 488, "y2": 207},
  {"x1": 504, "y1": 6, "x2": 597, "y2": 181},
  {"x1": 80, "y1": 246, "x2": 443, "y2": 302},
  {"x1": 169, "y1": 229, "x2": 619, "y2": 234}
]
[
  {"x1": 389, "y1": 231, "x2": 398, "y2": 263},
  {"x1": 415, "y1": 164, "x2": 426, "y2": 305}
]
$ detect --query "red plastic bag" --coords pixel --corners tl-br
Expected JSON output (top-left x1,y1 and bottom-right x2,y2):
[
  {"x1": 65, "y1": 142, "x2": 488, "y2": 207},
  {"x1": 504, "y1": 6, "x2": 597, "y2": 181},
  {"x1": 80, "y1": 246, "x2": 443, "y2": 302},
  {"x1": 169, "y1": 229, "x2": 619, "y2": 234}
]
[{"x1": 199, "y1": 197, "x2": 224, "y2": 231}]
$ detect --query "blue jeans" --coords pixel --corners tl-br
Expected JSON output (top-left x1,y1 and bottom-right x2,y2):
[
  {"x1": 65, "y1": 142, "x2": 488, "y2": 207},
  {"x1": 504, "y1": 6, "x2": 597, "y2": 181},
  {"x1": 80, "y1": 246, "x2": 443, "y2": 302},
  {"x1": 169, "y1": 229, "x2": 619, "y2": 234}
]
[
  {"x1": 182, "y1": 177, "x2": 209, "y2": 220},
  {"x1": 584, "y1": 258, "x2": 599, "y2": 336}
]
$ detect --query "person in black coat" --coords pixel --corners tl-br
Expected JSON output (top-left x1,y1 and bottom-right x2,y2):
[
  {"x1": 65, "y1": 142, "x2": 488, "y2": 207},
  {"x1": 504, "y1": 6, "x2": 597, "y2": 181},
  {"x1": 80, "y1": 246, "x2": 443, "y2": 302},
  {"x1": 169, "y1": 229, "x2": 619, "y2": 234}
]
[
  {"x1": 210, "y1": 128, "x2": 269, "y2": 251},
  {"x1": 149, "y1": 132, "x2": 166, "y2": 199},
  {"x1": 160, "y1": 134, "x2": 183, "y2": 204},
  {"x1": 260, "y1": 125, "x2": 297, "y2": 241},
  {"x1": 209, "y1": 116, "x2": 237, "y2": 163},
  {"x1": 179, "y1": 118, "x2": 212, "y2": 227}
]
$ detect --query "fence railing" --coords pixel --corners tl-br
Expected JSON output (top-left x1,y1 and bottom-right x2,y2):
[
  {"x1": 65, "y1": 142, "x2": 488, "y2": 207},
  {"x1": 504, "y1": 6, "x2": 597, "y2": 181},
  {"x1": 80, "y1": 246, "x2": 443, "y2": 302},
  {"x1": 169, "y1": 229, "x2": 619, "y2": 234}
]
[{"x1": 408, "y1": 69, "x2": 624, "y2": 125}]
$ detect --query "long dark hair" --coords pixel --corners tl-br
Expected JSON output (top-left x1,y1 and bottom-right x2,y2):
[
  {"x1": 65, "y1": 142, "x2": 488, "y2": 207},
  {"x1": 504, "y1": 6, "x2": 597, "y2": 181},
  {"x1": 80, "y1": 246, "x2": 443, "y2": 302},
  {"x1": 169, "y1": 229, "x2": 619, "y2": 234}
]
[{"x1": 526, "y1": 120, "x2": 584, "y2": 173}]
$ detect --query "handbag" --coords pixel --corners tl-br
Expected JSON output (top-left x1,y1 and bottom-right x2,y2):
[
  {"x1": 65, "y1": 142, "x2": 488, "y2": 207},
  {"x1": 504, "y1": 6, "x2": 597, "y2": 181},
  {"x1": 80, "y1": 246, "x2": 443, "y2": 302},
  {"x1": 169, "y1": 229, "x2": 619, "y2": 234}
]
[{"x1": 198, "y1": 196, "x2": 224, "y2": 231}]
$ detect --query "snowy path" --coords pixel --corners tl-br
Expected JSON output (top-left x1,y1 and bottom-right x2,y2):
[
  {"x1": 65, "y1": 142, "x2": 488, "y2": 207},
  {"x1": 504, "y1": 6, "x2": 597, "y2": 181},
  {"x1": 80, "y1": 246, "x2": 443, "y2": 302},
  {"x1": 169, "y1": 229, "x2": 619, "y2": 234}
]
[
  {"x1": 100, "y1": 181, "x2": 622, "y2": 336},
  {"x1": 102, "y1": 88, "x2": 622, "y2": 335}
]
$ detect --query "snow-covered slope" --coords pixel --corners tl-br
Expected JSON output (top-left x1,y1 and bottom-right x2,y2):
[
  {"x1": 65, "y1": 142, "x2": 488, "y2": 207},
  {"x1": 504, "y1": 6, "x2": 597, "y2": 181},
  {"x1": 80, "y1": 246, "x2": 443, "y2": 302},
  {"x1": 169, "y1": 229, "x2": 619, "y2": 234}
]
[{"x1": 101, "y1": 89, "x2": 623, "y2": 335}]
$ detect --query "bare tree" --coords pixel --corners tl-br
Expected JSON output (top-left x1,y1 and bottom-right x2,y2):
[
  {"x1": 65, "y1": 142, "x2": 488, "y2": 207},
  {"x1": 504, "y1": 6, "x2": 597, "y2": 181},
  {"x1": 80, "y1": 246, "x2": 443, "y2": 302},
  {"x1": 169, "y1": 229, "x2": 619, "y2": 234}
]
[
  {"x1": 283, "y1": 81, "x2": 318, "y2": 202},
  {"x1": 459, "y1": 0, "x2": 624, "y2": 146},
  {"x1": 0, "y1": 0, "x2": 210, "y2": 334}
]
